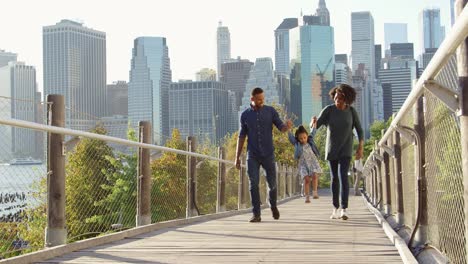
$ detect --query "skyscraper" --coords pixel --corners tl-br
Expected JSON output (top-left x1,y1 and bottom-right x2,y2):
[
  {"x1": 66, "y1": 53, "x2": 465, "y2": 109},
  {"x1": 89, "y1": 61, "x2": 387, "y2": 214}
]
[
  {"x1": 274, "y1": 18, "x2": 299, "y2": 76},
  {"x1": 351, "y1": 11, "x2": 375, "y2": 138},
  {"x1": 128, "y1": 37, "x2": 172, "y2": 144},
  {"x1": 375, "y1": 45, "x2": 382, "y2": 78},
  {"x1": 217, "y1": 21, "x2": 231, "y2": 80},
  {"x1": 316, "y1": 0, "x2": 330, "y2": 26},
  {"x1": 384, "y1": 23, "x2": 408, "y2": 52},
  {"x1": 169, "y1": 81, "x2": 228, "y2": 143},
  {"x1": 43, "y1": 19, "x2": 107, "y2": 123},
  {"x1": 351, "y1": 12, "x2": 375, "y2": 81},
  {"x1": 106, "y1": 81, "x2": 128, "y2": 117},
  {"x1": 300, "y1": 17, "x2": 334, "y2": 118},
  {"x1": 390, "y1": 43, "x2": 414, "y2": 59},
  {"x1": 220, "y1": 58, "x2": 253, "y2": 110},
  {"x1": 0, "y1": 62, "x2": 41, "y2": 159},
  {"x1": 239, "y1": 58, "x2": 279, "y2": 114},
  {"x1": 451, "y1": 0, "x2": 455, "y2": 27},
  {"x1": 196, "y1": 68, "x2": 216, "y2": 81},
  {"x1": 0, "y1": 50, "x2": 17, "y2": 67},
  {"x1": 420, "y1": 8, "x2": 445, "y2": 54},
  {"x1": 379, "y1": 60, "x2": 417, "y2": 119}
]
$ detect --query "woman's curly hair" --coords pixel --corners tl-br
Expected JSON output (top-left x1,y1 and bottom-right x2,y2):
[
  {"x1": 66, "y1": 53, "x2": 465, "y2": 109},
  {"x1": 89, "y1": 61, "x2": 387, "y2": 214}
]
[{"x1": 329, "y1": 84, "x2": 356, "y2": 105}]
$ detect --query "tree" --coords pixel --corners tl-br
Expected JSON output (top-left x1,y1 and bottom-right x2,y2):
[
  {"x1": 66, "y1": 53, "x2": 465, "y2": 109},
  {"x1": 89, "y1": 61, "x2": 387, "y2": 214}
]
[
  {"x1": 98, "y1": 127, "x2": 138, "y2": 230},
  {"x1": 363, "y1": 117, "x2": 392, "y2": 161},
  {"x1": 151, "y1": 129, "x2": 187, "y2": 222},
  {"x1": 65, "y1": 126, "x2": 115, "y2": 241}
]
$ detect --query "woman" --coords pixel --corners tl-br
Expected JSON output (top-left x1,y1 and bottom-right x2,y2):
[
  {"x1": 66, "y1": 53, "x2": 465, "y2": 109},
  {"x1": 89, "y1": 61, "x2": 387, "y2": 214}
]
[{"x1": 312, "y1": 84, "x2": 364, "y2": 220}]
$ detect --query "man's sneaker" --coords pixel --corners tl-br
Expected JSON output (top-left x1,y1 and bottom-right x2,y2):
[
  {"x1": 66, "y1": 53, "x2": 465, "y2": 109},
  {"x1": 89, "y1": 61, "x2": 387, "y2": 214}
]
[
  {"x1": 249, "y1": 215, "x2": 261, "y2": 222},
  {"x1": 330, "y1": 208, "x2": 339, "y2": 219},
  {"x1": 340, "y1": 209, "x2": 349, "y2": 220},
  {"x1": 271, "y1": 207, "x2": 280, "y2": 220}
]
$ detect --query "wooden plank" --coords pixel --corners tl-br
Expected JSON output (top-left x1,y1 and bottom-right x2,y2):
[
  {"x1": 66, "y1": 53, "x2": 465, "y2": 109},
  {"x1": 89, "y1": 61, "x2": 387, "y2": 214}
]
[{"x1": 39, "y1": 191, "x2": 404, "y2": 263}]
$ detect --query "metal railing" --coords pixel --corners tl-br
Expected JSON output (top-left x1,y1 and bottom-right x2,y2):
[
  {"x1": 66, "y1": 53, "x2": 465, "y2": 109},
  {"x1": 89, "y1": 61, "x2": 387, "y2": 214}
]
[
  {"x1": 363, "y1": 2, "x2": 468, "y2": 263},
  {"x1": 0, "y1": 95, "x2": 300, "y2": 260}
]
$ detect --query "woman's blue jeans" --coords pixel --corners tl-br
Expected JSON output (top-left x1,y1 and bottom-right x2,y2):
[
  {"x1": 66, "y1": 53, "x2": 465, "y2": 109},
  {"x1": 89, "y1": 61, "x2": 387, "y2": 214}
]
[{"x1": 329, "y1": 157, "x2": 351, "y2": 209}]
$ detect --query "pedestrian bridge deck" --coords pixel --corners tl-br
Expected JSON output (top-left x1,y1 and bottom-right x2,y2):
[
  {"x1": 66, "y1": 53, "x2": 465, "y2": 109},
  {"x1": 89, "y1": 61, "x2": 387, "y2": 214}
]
[{"x1": 39, "y1": 192, "x2": 404, "y2": 263}]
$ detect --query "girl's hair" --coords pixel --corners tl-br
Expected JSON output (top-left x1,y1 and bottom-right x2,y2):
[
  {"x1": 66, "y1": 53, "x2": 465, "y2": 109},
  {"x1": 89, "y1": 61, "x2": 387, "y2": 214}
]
[
  {"x1": 329, "y1": 84, "x2": 356, "y2": 105},
  {"x1": 295, "y1": 125, "x2": 308, "y2": 140}
]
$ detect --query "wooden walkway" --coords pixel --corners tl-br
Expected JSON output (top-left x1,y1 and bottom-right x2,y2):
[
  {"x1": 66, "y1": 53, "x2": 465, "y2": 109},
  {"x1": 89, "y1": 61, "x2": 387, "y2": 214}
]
[{"x1": 40, "y1": 191, "x2": 403, "y2": 263}]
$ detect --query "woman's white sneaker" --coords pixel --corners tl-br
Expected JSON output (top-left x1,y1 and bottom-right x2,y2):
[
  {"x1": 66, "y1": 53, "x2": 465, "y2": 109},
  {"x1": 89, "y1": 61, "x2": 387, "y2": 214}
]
[
  {"x1": 340, "y1": 209, "x2": 349, "y2": 220},
  {"x1": 330, "y1": 208, "x2": 339, "y2": 219}
]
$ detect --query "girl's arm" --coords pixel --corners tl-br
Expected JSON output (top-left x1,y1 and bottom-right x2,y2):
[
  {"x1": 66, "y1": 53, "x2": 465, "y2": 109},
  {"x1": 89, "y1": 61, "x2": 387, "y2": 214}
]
[{"x1": 288, "y1": 132, "x2": 297, "y2": 145}]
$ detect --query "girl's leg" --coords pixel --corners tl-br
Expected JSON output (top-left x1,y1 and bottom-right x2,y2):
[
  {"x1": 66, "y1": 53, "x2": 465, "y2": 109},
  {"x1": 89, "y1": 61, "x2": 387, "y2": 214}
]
[
  {"x1": 312, "y1": 173, "x2": 319, "y2": 199},
  {"x1": 304, "y1": 176, "x2": 311, "y2": 203}
]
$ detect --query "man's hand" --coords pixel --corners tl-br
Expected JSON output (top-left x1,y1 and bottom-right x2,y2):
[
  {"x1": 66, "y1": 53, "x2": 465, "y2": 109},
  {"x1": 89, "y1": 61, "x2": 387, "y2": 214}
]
[{"x1": 286, "y1": 119, "x2": 293, "y2": 130}]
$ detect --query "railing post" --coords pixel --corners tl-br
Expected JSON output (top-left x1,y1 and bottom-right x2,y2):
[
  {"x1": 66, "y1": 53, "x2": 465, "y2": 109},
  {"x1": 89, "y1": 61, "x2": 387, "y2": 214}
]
[
  {"x1": 375, "y1": 157, "x2": 383, "y2": 210},
  {"x1": 414, "y1": 95, "x2": 428, "y2": 246},
  {"x1": 281, "y1": 164, "x2": 288, "y2": 199},
  {"x1": 276, "y1": 162, "x2": 280, "y2": 199},
  {"x1": 186, "y1": 136, "x2": 197, "y2": 218},
  {"x1": 136, "y1": 121, "x2": 151, "y2": 226},
  {"x1": 217, "y1": 147, "x2": 226, "y2": 213},
  {"x1": 45, "y1": 94, "x2": 67, "y2": 247},
  {"x1": 393, "y1": 130, "x2": 404, "y2": 225},
  {"x1": 373, "y1": 167, "x2": 378, "y2": 206},
  {"x1": 237, "y1": 155, "x2": 245, "y2": 210},
  {"x1": 382, "y1": 131, "x2": 392, "y2": 216},
  {"x1": 456, "y1": 0, "x2": 468, "y2": 259}
]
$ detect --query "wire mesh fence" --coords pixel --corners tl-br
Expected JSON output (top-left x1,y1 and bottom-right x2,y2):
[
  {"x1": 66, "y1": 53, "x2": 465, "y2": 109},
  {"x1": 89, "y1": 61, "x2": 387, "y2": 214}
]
[
  {"x1": 0, "y1": 95, "x2": 300, "y2": 260},
  {"x1": 424, "y1": 65, "x2": 466, "y2": 262},
  {"x1": 0, "y1": 97, "x2": 48, "y2": 259},
  {"x1": 362, "y1": 43, "x2": 467, "y2": 262}
]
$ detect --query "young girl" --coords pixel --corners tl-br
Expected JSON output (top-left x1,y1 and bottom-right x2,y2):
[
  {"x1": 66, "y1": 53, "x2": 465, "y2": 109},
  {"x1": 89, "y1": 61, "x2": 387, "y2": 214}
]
[{"x1": 288, "y1": 123, "x2": 322, "y2": 203}]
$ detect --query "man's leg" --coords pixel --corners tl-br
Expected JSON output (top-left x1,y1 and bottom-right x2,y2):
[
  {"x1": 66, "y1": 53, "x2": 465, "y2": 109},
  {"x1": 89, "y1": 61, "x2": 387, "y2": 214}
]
[
  {"x1": 247, "y1": 157, "x2": 261, "y2": 217},
  {"x1": 263, "y1": 155, "x2": 279, "y2": 219},
  {"x1": 262, "y1": 155, "x2": 277, "y2": 209}
]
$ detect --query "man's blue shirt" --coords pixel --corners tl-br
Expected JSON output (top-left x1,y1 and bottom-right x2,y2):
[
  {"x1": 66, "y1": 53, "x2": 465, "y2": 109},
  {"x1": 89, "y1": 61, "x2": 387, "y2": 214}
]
[{"x1": 239, "y1": 104, "x2": 285, "y2": 158}]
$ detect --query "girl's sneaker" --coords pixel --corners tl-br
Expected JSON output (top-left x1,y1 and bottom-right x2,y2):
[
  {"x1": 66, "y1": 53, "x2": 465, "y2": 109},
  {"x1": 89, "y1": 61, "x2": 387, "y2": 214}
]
[{"x1": 313, "y1": 191, "x2": 319, "y2": 199}]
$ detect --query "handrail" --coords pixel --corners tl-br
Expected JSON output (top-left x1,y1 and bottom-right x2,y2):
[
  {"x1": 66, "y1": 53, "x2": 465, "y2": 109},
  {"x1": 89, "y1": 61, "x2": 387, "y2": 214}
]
[
  {"x1": 379, "y1": 5, "x2": 468, "y2": 147},
  {"x1": 0, "y1": 117, "x2": 235, "y2": 165}
]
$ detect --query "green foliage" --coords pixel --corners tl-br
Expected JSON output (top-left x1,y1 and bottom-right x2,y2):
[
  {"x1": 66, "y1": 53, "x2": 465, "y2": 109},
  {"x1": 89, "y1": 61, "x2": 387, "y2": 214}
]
[
  {"x1": 151, "y1": 129, "x2": 187, "y2": 222},
  {"x1": 98, "y1": 127, "x2": 138, "y2": 230},
  {"x1": 65, "y1": 126, "x2": 115, "y2": 241},
  {"x1": 363, "y1": 117, "x2": 393, "y2": 161}
]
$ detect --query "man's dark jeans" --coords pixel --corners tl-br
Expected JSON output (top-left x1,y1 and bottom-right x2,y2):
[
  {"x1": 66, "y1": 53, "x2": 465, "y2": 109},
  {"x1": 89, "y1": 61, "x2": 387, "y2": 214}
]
[
  {"x1": 329, "y1": 157, "x2": 351, "y2": 209},
  {"x1": 247, "y1": 155, "x2": 277, "y2": 216}
]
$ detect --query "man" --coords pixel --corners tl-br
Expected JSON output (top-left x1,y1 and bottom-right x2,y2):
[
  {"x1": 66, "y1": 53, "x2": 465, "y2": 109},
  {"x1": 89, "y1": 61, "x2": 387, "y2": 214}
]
[{"x1": 235, "y1": 87, "x2": 292, "y2": 222}]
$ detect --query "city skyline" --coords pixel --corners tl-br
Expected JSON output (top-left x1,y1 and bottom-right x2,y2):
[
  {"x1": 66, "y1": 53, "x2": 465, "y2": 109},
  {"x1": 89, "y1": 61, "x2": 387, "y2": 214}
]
[{"x1": 2, "y1": 0, "x2": 451, "y2": 93}]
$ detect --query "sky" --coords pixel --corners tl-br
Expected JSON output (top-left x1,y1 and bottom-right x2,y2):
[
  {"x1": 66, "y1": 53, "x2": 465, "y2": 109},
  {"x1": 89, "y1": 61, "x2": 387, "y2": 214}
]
[{"x1": 1, "y1": 0, "x2": 452, "y2": 92}]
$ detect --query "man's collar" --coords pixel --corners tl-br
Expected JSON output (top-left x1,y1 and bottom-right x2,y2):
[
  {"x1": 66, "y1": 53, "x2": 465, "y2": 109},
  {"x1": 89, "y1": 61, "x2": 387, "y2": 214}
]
[{"x1": 250, "y1": 103, "x2": 264, "y2": 111}]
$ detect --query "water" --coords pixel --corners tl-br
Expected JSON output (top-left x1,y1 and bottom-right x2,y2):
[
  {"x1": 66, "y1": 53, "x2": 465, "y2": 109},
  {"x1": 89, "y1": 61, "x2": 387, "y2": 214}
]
[{"x1": 0, "y1": 164, "x2": 46, "y2": 219}]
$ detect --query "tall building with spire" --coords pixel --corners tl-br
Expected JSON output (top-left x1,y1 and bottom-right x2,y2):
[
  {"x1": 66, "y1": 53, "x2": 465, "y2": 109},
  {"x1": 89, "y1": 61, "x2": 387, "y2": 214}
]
[
  {"x1": 316, "y1": 0, "x2": 330, "y2": 26},
  {"x1": 217, "y1": 21, "x2": 231, "y2": 80},
  {"x1": 420, "y1": 8, "x2": 445, "y2": 54}
]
